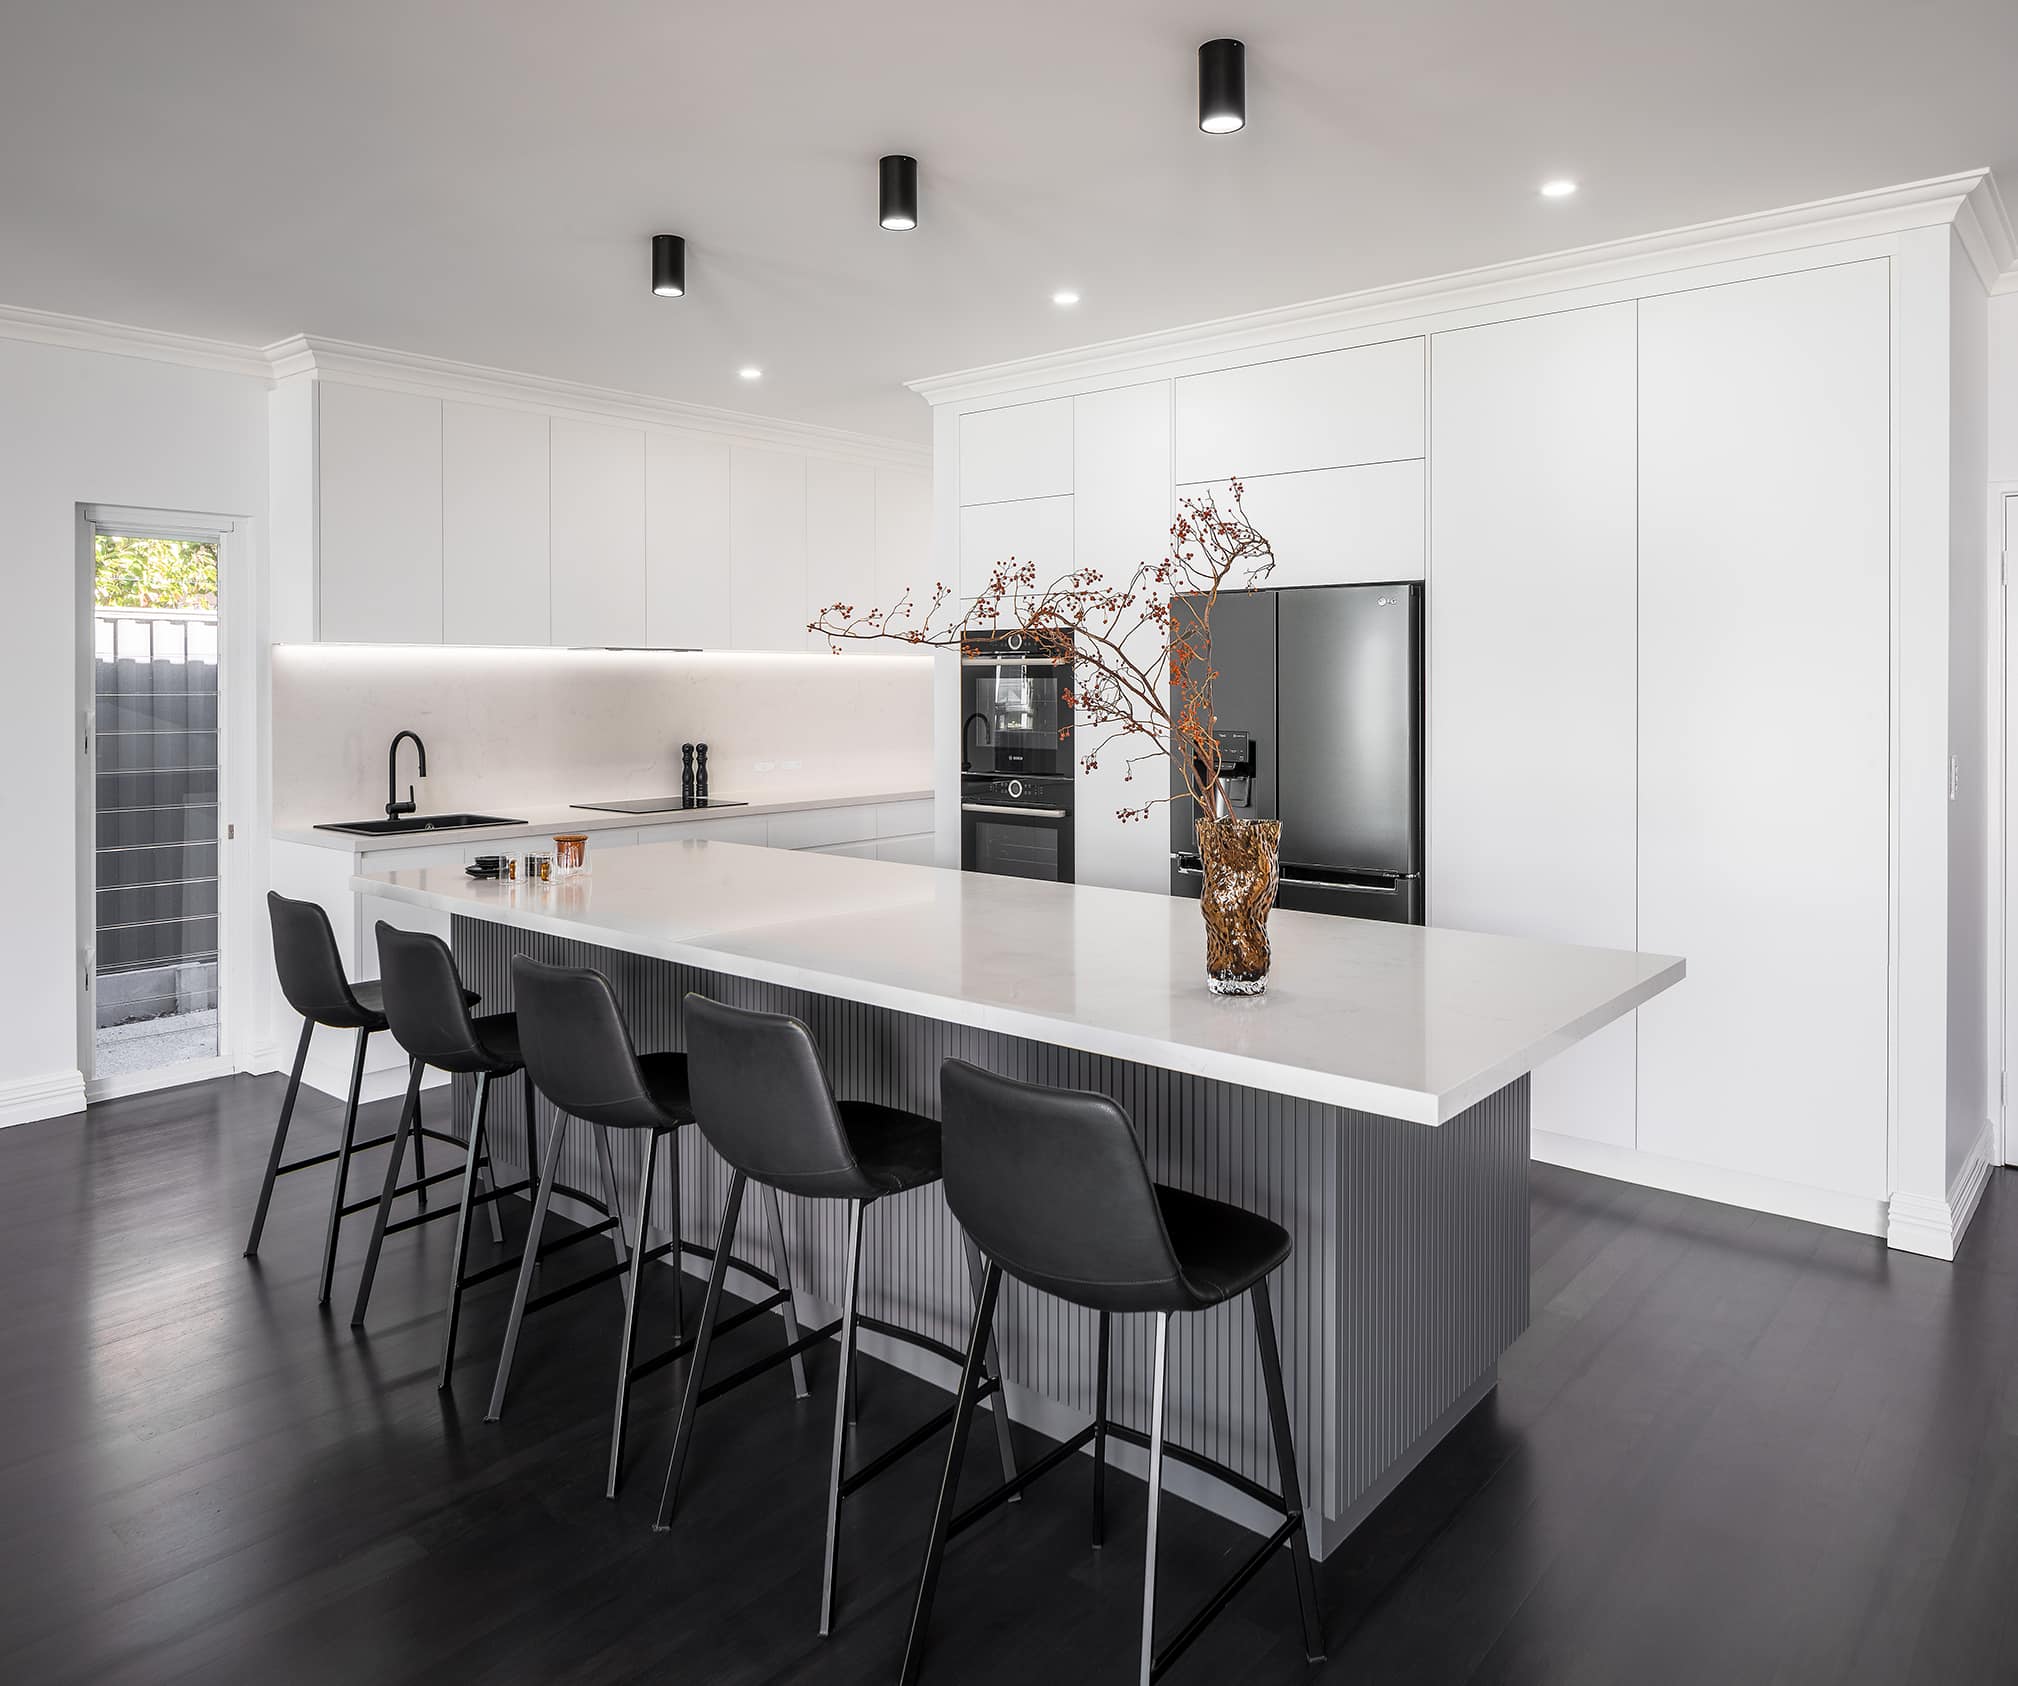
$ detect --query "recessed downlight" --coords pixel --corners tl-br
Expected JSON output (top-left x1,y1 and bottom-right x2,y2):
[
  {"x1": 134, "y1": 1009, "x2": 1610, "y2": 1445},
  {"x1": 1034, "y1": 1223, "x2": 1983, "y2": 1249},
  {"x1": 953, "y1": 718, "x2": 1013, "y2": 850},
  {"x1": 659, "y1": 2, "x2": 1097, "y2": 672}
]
[
  {"x1": 1539, "y1": 179, "x2": 1578, "y2": 199},
  {"x1": 1051, "y1": 290, "x2": 1081, "y2": 306},
  {"x1": 738, "y1": 366, "x2": 763, "y2": 380}
]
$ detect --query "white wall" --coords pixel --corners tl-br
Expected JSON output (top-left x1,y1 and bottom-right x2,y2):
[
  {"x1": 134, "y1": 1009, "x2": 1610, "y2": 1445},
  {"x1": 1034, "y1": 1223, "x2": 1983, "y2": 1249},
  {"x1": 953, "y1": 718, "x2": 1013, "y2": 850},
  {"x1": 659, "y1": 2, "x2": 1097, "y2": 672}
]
[
  {"x1": 0, "y1": 338, "x2": 269, "y2": 1126},
  {"x1": 270, "y1": 644, "x2": 932, "y2": 827}
]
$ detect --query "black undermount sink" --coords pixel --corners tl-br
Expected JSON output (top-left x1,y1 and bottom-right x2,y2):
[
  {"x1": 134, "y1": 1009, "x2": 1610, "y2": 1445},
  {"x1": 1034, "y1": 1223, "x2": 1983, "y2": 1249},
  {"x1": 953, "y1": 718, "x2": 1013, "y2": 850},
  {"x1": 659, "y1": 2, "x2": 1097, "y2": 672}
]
[{"x1": 315, "y1": 813, "x2": 527, "y2": 837}]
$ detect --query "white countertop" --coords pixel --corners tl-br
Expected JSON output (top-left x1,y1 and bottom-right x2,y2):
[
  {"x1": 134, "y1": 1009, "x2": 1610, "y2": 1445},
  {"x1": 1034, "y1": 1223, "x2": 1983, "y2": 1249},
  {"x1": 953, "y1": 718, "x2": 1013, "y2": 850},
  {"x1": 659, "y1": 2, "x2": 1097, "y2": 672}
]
[
  {"x1": 358, "y1": 840, "x2": 1682, "y2": 1124},
  {"x1": 277, "y1": 787, "x2": 932, "y2": 852}
]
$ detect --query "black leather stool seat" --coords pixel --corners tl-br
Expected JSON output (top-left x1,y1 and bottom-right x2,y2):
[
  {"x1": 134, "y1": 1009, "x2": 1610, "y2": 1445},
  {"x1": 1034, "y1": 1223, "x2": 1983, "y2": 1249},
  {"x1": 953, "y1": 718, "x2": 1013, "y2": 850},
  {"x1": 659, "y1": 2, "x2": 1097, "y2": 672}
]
[
  {"x1": 835, "y1": 1100, "x2": 942, "y2": 1196},
  {"x1": 634, "y1": 1052, "x2": 695, "y2": 1131},
  {"x1": 1154, "y1": 1184, "x2": 1292, "y2": 1310},
  {"x1": 341, "y1": 979, "x2": 482, "y2": 1034}
]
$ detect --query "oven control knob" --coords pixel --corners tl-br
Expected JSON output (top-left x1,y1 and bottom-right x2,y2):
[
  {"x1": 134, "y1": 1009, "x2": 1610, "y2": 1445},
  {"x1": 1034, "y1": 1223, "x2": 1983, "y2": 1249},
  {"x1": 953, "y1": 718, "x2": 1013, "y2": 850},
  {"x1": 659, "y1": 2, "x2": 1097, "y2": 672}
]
[{"x1": 1008, "y1": 779, "x2": 1023, "y2": 799}]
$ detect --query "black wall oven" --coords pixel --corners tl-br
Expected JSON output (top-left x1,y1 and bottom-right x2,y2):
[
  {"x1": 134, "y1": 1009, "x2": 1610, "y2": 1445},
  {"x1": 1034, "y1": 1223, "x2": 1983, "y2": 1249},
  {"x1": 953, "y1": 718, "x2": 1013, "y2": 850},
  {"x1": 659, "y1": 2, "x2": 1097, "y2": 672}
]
[
  {"x1": 960, "y1": 632, "x2": 1073, "y2": 780},
  {"x1": 959, "y1": 632, "x2": 1075, "y2": 881},
  {"x1": 961, "y1": 775, "x2": 1074, "y2": 882}
]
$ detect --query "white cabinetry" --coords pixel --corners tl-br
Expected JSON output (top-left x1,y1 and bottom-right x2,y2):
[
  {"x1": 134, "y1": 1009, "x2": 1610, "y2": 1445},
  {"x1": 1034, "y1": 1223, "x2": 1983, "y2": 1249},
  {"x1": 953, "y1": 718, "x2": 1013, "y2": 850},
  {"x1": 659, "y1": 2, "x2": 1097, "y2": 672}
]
[
  {"x1": 1072, "y1": 382, "x2": 1172, "y2": 893},
  {"x1": 959, "y1": 399, "x2": 1073, "y2": 504},
  {"x1": 1180, "y1": 460, "x2": 1424, "y2": 586},
  {"x1": 443, "y1": 401, "x2": 550, "y2": 645},
  {"x1": 874, "y1": 468, "x2": 935, "y2": 631},
  {"x1": 317, "y1": 382, "x2": 443, "y2": 643},
  {"x1": 730, "y1": 446, "x2": 809, "y2": 650},
  {"x1": 805, "y1": 458, "x2": 877, "y2": 649},
  {"x1": 1637, "y1": 261, "x2": 1891, "y2": 1196},
  {"x1": 645, "y1": 431, "x2": 732, "y2": 648},
  {"x1": 549, "y1": 419, "x2": 646, "y2": 647},
  {"x1": 1428, "y1": 302, "x2": 1639, "y2": 1148},
  {"x1": 1172, "y1": 338, "x2": 1424, "y2": 484},
  {"x1": 958, "y1": 495, "x2": 1074, "y2": 607}
]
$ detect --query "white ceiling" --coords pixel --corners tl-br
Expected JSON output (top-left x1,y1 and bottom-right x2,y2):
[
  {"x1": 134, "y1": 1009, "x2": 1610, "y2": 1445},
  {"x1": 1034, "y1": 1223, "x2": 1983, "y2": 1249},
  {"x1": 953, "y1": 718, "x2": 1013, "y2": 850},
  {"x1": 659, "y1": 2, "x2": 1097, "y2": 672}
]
[{"x1": 4, "y1": 0, "x2": 2015, "y2": 443}]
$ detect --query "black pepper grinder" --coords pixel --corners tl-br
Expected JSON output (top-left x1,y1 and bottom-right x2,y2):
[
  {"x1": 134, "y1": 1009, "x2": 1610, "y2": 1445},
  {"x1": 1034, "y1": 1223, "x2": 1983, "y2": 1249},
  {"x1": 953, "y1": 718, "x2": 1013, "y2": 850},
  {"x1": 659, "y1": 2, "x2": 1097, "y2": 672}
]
[
  {"x1": 694, "y1": 742, "x2": 710, "y2": 803},
  {"x1": 680, "y1": 742, "x2": 695, "y2": 806}
]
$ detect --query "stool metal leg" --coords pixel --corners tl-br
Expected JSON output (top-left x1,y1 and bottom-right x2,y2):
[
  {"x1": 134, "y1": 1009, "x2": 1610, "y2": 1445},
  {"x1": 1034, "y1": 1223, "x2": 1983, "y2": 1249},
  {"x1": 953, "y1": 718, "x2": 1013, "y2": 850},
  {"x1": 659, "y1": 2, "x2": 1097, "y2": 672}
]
[
  {"x1": 819, "y1": 1197, "x2": 867, "y2": 1635},
  {"x1": 653, "y1": 1170, "x2": 747, "y2": 1529},
  {"x1": 244, "y1": 1018, "x2": 313, "y2": 1258},
  {"x1": 900, "y1": 1257, "x2": 1001, "y2": 1686},
  {"x1": 477, "y1": 1140, "x2": 505, "y2": 1245},
  {"x1": 348, "y1": 1056, "x2": 424, "y2": 1327},
  {"x1": 763, "y1": 1184, "x2": 811, "y2": 1400},
  {"x1": 1138, "y1": 1310, "x2": 1172, "y2": 1686},
  {"x1": 596, "y1": 1125, "x2": 631, "y2": 1269},
  {"x1": 605, "y1": 1130, "x2": 660, "y2": 1499},
  {"x1": 315, "y1": 1026, "x2": 372, "y2": 1307},
  {"x1": 1091, "y1": 1309, "x2": 1111, "y2": 1547},
  {"x1": 410, "y1": 1084, "x2": 428, "y2": 1212},
  {"x1": 1253, "y1": 1280, "x2": 1325, "y2": 1661},
  {"x1": 437, "y1": 1072, "x2": 493, "y2": 1390},
  {"x1": 963, "y1": 1234, "x2": 1019, "y2": 1489},
  {"x1": 485, "y1": 1113, "x2": 569, "y2": 1422},
  {"x1": 665, "y1": 1129, "x2": 685, "y2": 1342}
]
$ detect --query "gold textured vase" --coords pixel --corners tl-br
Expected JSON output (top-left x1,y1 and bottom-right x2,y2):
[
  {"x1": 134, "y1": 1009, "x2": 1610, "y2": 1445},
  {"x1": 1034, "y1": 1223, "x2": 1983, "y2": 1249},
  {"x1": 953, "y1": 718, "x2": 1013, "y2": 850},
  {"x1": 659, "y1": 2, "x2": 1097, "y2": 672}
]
[{"x1": 1194, "y1": 817, "x2": 1282, "y2": 996}]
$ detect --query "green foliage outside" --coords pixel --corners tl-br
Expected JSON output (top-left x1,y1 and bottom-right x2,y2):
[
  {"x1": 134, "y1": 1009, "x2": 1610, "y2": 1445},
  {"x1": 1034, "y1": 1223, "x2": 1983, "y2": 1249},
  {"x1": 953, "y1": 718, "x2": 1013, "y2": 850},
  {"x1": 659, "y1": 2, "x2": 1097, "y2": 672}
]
[{"x1": 94, "y1": 535, "x2": 218, "y2": 612}]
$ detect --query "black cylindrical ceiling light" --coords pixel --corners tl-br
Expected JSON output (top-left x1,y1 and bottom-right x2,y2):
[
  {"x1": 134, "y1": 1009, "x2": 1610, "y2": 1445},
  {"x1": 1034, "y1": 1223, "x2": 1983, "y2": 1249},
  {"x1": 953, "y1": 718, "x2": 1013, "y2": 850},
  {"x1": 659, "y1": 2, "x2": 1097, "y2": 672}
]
[
  {"x1": 1198, "y1": 38, "x2": 1246, "y2": 133},
  {"x1": 879, "y1": 155, "x2": 918, "y2": 230},
  {"x1": 652, "y1": 234, "x2": 685, "y2": 297}
]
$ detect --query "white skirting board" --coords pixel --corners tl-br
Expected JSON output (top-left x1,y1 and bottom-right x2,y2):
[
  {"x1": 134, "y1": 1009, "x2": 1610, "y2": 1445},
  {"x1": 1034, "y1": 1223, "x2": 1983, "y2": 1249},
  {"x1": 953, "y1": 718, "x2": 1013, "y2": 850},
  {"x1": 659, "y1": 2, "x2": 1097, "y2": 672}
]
[
  {"x1": 1533, "y1": 1124, "x2": 1998, "y2": 1261},
  {"x1": 0, "y1": 1068, "x2": 86, "y2": 1129},
  {"x1": 1885, "y1": 1122, "x2": 1996, "y2": 1262},
  {"x1": 1531, "y1": 1129, "x2": 1889, "y2": 1239}
]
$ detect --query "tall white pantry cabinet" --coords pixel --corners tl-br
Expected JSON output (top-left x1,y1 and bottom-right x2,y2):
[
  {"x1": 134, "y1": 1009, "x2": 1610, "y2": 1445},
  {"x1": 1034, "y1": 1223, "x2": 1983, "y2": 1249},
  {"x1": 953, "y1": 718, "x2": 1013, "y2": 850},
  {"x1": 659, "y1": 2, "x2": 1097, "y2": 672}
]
[{"x1": 922, "y1": 182, "x2": 1998, "y2": 1258}]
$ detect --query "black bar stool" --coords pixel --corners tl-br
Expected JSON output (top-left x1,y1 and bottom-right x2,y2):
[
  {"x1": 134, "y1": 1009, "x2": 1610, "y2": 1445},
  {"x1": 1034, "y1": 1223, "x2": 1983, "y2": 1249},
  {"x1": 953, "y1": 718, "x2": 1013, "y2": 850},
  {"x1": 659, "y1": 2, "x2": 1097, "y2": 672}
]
[
  {"x1": 902, "y1": 1060, "x2": 1325, "y2": 1686},
  {"x1": 246, "y1": 892, "x2": 470, "y2": 1306},
  {"x1": 347, "y1": 923, "x2": 552, "y2": 1386},
  {"x1": 652, "y1": 994, "x2": 1018, "y2": 1637},
  {"x1": 489, "y1": 957, "x2": 814, "y2": 1499}
]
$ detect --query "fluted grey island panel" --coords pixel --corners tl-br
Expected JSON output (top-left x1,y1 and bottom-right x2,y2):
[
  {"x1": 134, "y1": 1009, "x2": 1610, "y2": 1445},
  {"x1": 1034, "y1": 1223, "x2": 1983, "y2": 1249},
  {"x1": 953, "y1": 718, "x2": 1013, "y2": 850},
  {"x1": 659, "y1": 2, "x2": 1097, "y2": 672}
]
[{"x1": 448, "y1": 914, "x2": 1530, "y2": 1558}]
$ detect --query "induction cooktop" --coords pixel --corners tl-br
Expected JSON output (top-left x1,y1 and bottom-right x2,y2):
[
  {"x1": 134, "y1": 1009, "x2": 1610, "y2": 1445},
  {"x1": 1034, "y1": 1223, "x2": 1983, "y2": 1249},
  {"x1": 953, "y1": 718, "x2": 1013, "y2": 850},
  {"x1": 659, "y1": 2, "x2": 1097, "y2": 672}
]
[{"x1": 571, "y1": 796, "x2": 751, "y2": 815}]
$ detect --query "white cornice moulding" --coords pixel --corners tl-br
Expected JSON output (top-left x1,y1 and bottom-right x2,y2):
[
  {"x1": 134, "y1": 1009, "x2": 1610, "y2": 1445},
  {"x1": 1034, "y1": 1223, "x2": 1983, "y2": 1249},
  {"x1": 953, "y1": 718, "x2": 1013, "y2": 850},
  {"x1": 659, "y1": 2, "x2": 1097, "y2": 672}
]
[
  {"x1": 0, "y1": 301, "x2": 273, "y2": 380},
  {"x1": 265, "y1": 334, "x2": 930, "y2": 472},
  {"x1": 1952, "y1": 172, "x2": 2017, "y2": 293},
  {"x1": 910, "y1": 169, "x2": 2006, "y2": 406},
  {"x1": 0, "y1": 304, "x2": 927, "y2": 473}
]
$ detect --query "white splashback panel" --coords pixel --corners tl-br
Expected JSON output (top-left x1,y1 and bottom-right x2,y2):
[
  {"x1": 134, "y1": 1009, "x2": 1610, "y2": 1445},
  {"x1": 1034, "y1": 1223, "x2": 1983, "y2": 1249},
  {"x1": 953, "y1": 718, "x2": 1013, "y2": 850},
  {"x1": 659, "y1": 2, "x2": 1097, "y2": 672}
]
[{"x1": 271, "y1": 644, "x2": 932, "y2": 828}]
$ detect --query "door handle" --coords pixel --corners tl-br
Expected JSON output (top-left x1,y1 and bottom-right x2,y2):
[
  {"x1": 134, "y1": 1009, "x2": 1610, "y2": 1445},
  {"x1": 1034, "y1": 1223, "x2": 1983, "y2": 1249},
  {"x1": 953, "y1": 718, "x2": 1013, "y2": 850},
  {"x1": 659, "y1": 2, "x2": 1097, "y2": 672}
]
[{"x1": 962, "y1": 802, "x2": 1068, "y2": 818}]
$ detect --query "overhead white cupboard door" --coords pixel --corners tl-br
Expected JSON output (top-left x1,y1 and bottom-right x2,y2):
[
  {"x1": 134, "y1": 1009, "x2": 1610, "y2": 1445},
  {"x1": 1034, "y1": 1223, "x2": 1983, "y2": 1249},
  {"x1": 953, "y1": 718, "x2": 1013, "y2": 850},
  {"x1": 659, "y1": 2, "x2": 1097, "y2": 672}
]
[
  {"x1": 1182, "y1": 460, "x2": 1424, "y2": 588},
  {"x1": 959, "y1": 398, "x2": 1073, "y2": 505},
  {"x1": 549, "y1": 418, "x2": 646, "y2": 647},
  {"x1": 1636, "y1": 259, "x2": 1891, "y2": 1197},
  {"x1": 318, "y1": 382, "x2": 443, "y2": 643},
  {"x1": 645, "y1": 431, "x2": 732, "y2": 649},
  {"x1": 729, "y1": 445, "x2": 809, "y2": 650},
  {"x1": 1172, "y1": 337, "x2": 1424, "y2": 484},
  {"x1": 1428, "y1": 301, "x2": 1639, "y2": 1147},
  {"x1": 443, "y1": 401, "x2": 550, "y2": 645}
]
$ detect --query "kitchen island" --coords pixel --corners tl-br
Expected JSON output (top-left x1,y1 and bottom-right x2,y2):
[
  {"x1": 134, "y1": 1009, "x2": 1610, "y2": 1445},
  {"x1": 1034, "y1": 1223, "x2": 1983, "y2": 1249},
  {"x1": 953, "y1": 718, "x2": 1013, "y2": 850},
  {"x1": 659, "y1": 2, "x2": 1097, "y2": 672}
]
[{"x1": 360, "y1": 839, "x2": 1681, "y2": 1555}]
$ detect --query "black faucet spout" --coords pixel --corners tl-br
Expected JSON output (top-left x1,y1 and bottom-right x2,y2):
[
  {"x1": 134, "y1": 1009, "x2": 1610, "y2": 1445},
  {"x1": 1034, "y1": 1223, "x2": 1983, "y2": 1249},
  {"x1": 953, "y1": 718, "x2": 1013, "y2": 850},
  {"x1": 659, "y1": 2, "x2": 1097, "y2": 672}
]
[{"x1": 387, "y1": 730, "x2": 428, "y2": 819}]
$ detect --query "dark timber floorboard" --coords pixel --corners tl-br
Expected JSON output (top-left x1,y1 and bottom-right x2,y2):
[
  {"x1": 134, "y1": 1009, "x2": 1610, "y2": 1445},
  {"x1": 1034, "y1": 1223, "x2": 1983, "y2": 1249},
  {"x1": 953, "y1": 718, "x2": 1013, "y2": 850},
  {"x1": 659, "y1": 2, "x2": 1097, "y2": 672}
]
[{"x1": 3, "y1": 1072, "x2": 2016, "y2": 1684}]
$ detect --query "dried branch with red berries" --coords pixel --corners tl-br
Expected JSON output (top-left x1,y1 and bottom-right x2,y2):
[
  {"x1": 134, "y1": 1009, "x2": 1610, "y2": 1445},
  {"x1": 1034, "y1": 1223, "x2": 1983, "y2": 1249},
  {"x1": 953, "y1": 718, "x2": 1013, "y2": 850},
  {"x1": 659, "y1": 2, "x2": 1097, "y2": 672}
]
[{"x1": 809, "y1": 483, "x2": 1275, "y2": 823}]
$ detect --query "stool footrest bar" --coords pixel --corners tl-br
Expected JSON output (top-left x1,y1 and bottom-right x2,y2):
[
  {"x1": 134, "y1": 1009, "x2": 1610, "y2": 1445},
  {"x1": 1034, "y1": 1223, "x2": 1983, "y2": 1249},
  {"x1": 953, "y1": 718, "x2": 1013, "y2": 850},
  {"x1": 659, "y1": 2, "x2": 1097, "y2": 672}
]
[
  {"x1": 839, "y1": 1376, "x2": 1002, "y2": 1501},
  {"x1": 1150, "y1": 1516, "x2": 1300, "y2": 1682},
  {"x1": 628, "y1": 1290, "x2": 789, "y2": 1385},
  {"x1": 950, "y1": 1422, "x2": 1099, "y2": 1539},
  {"x1": 1100, "y1": 1420, "x2": 1286, "y2": 1514},
  {"x1": 855, "y1": 1312, "x2": 970, "y2": 1372},
  {"x1": 696, "y1": 1316, "x2": 843, "y2": 1407}
]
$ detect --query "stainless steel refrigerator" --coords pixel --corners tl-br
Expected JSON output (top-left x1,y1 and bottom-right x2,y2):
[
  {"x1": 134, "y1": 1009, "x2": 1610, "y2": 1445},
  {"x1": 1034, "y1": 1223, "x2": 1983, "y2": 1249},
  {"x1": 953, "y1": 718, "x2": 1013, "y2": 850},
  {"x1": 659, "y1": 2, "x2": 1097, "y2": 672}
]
[{"x1": 1169, "y1": 581, "x2": 1424, "y2": 923}]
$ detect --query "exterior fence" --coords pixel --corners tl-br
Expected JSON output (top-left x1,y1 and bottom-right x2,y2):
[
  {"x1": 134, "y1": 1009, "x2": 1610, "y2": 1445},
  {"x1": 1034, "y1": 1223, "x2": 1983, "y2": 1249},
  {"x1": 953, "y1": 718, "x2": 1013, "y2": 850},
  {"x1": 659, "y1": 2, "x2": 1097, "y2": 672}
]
[{"x1": 93, "y1": 609, "x2": 219, "y2": 1026}]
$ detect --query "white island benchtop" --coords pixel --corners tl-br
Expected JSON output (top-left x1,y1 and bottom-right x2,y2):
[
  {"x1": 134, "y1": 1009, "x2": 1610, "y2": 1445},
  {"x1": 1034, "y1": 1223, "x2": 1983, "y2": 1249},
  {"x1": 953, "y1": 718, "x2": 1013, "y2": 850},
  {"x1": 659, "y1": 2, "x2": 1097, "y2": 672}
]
[{"x1": 359, "y1": 838, "x2": 1681, "y2": 1125}]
